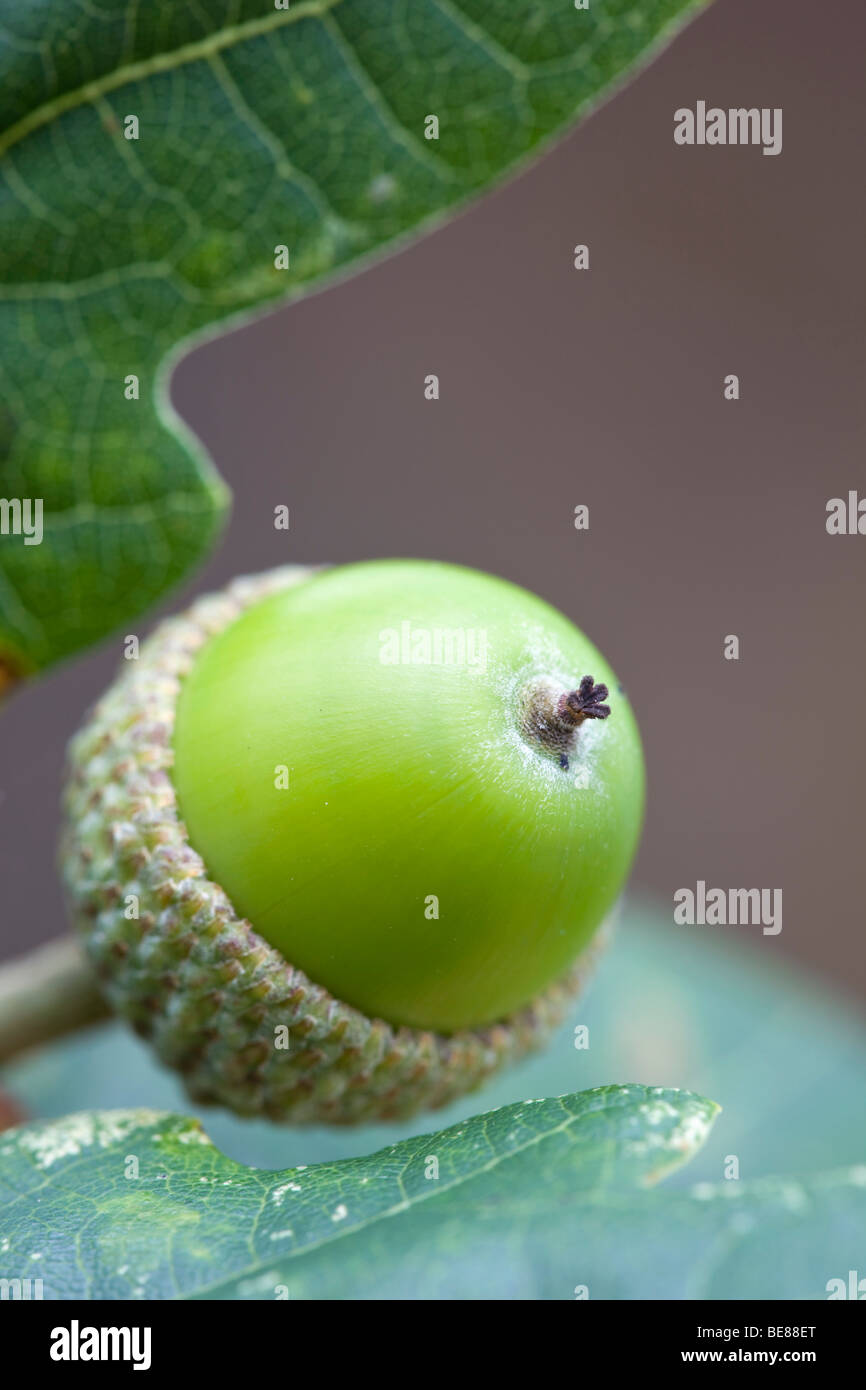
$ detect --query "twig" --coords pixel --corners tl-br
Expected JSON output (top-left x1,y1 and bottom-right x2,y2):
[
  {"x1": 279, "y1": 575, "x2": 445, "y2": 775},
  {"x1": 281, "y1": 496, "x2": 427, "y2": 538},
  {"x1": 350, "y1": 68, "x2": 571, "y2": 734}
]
[{"x1": 0, "y1": 936, "x2": 111, "y2": 1064}]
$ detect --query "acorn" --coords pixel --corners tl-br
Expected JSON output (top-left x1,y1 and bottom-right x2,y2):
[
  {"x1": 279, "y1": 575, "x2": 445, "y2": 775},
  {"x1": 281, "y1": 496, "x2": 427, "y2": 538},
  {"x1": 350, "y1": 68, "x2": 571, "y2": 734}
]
[{"x1": 61, "y1": 561, "x2": 644, "y2": 1124}]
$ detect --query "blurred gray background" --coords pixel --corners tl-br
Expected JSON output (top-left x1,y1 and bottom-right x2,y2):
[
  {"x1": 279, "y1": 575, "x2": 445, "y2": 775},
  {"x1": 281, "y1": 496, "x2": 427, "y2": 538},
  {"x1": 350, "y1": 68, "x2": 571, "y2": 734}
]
[{"x1": 2, "y1": 0, "x2": 864, "y2": 1001}]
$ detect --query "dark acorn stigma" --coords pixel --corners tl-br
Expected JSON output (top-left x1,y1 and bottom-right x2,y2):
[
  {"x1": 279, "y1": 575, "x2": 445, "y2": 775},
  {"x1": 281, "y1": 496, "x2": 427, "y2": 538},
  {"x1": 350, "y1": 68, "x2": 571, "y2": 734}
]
[{"x1": 521, "y1": 674, "x2": 611, "y2": 771}]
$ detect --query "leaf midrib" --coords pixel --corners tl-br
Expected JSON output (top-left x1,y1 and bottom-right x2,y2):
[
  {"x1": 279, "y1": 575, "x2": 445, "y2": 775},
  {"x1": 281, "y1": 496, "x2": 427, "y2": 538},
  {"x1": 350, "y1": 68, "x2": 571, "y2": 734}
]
[
  {"x1": 0, "y1": 0, "x2": 342, "y2": 160},
  {"x1": 182, "y1": 1097, "x2": 707, "y2": 1299}
]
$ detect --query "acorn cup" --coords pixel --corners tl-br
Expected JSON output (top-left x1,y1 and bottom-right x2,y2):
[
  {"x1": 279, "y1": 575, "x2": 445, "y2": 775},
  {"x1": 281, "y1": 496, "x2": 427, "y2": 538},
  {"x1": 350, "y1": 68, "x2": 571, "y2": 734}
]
[{"x1": 60, "y1": 561, "x2": 645, "y2": 1124}]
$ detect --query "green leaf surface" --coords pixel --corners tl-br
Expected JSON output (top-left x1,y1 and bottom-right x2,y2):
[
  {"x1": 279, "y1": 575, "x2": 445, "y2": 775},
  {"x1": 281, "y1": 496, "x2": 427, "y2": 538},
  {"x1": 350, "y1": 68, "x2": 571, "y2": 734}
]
[
  {"x1": 3, "y1": 1089, "x2": 863, "y2": 1299},
  {"x1": 0, "y1": 1085, "x2": 727, "y2": 1299},
  {"x1": 0, "y1": 0, "x2": 707, "y2": 677}
]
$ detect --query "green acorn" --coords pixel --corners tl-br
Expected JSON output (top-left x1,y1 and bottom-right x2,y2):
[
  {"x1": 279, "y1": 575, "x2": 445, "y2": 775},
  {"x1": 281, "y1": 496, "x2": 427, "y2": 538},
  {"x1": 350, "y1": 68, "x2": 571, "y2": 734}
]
[{"x1": 61, "y1": 561, "x2": 644, "y2": 1124}]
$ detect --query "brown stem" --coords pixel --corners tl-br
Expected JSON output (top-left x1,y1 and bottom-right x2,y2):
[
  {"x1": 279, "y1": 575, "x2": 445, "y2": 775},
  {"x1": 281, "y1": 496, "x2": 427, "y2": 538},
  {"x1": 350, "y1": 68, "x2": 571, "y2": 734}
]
[
  {"x1": 0, "y1": 656, "x2": 23, "y2": 701},
  {"x1": 0, "y1": 936, "x2": 110, "y2": 1065}
]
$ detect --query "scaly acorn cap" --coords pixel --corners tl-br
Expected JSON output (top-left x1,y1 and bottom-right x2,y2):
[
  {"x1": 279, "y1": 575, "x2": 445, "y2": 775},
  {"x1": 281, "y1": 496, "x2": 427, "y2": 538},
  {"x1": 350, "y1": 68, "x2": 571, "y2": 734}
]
[{"x1": 60, "y1": 566, "x2": 609, "y2": 1125}]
